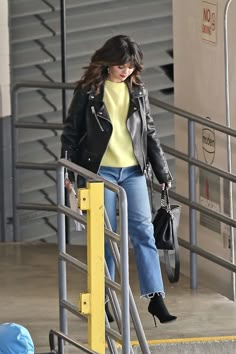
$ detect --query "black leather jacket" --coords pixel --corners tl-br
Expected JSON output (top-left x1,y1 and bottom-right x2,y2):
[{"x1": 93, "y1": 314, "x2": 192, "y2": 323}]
[{"x1": 61, "y1": 81, "x2": 172, "y2": 184}]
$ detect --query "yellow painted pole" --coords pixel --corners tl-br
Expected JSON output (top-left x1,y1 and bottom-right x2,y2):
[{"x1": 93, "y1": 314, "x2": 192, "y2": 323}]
[{"x1": 78, "y1": 181, "x2": 105, "y2": 354}]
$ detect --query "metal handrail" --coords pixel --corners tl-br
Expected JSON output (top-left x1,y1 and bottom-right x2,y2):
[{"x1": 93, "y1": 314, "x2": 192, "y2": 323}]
[
  {"x1": 56, "y1": 159, "x2": 150, "y2": 354},
  {"x1": 224, "y1": 0, "x2": 235, "y2": 301},
  {"x1": 11, "y1": 81, "x2": 76, "y2": 242},
  {"x1": 149, "y1": 96, "x2": 236, "y2": 137},
  {"x1": 162, "y1": 143, "x2": 236, "y2": 183},
  {"x1": 149, "y1": 96, "x2": 236, "y2": 294},
  {"x1": 49, "y1": 329, "x2": 99, "y2": 354},
  {"x1": 12, "y1": 80, "x2": 75, "y2": 91}
]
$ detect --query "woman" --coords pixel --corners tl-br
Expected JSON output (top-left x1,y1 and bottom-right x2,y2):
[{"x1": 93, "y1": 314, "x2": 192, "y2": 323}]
[{"x1": 61, "y1": 34, "x2": 177, "y2": 325}]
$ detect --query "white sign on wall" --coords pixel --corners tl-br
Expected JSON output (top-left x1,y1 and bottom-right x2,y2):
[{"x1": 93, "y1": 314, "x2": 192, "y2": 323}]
[{"x1": 201, "y1": 1, "x2": 217, "y2": 44}]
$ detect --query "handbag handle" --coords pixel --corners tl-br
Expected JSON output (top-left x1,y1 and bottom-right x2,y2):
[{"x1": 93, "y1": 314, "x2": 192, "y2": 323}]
[{"x1": 160, "y1": 186, "x2": 171, "y2": 210}]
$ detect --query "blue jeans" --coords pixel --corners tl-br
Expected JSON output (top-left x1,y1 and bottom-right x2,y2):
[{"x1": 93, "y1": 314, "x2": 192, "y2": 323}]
[{"x1": 98, "y1": 165, "x2": 164, "y2": 297}]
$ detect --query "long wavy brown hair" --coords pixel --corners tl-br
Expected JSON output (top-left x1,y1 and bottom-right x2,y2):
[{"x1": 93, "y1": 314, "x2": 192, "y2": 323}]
[{"x1": 77, "y1": 35, "x2": 144, "y2": 94}]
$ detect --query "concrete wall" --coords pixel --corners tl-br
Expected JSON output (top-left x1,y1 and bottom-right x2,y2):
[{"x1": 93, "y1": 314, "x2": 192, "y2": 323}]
[{"x1": 173, "y1": 0, "x2": 236, "y2": 299}]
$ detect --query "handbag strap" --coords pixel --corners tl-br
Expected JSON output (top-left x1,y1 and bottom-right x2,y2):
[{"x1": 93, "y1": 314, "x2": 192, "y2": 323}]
[
  {"x1": 163, "y1": 219, "x2": 180, "y2": 283},
  {"x1": 161, "y1": 186, "x2": 171, "y2": 210},
  {"x1": 161, "y1": 186, "x2": 180, "y2": 282}
]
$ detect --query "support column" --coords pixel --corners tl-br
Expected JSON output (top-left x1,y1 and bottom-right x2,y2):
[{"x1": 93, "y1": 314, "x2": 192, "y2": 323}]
[
  {"x1": 79, "y1": 181, "x2": 105, "y2": 354},
  {"x1": 0, "y1": 0, "x2": 12, "y2": 241}
]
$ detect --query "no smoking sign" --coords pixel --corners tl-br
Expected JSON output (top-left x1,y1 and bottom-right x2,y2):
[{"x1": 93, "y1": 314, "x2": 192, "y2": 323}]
[{"x1": 201, "y1": 1, "x2": 217, "y2": 44}]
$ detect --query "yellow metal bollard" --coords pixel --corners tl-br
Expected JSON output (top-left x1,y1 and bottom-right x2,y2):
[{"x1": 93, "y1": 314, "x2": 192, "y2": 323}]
[{"x1": 78, "y1": 181, "x2": 105, "y2": 354}]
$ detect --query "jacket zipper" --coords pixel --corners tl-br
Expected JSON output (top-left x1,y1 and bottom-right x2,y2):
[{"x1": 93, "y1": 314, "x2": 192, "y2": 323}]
[
  {"x1": 91, "y1": 106, "x2": 104, "y2": 132},
  {"x1": 78, "y1": 132, "x2": 87, "y2": 146},
  {"x1": 140, "y1": 114, "x2": 147, "y2": 173},
  {"x1": 142, "y1": 136, "x2": 146, "y2": 173}
]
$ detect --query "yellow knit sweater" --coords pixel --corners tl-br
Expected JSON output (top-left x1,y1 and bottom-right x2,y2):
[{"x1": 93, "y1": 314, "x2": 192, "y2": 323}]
[{"x1": 101, "y1": 80, "x2": 138, "y2": 167}]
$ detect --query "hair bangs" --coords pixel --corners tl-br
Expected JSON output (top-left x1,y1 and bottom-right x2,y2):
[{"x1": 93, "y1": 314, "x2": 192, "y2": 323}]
[{"x1": 111, "y1": 53, "x2": 143, "y2": 73}]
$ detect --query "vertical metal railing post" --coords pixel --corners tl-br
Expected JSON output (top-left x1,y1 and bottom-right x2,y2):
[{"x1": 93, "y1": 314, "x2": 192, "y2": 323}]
[
  {"x1": 60, "y1": 0, "x2": 70, "y2": 244},
  {"x1": 11, "y1": 87, "x2": 19, "y2": 242},
  {"x1": 60, "y1": 0, "x2": 67, "y2": 122},
  {"x1": 188, "y1": 120, "x2": 198, "y2": 289},
  {"x1": 57, "y1": 164, "x2": 67, "y2": 354},
  {"x1": 118, "y1": 188, "x2": 130, "y2": 354},
  {"x1": 224, "y1": 0, "x2": 235, "y2": 301}
]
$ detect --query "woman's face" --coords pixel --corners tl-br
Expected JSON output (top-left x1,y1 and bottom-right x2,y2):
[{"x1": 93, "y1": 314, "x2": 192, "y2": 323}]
[{"x1": 108, "y1": 63, "x2": 135, "y2": 82}]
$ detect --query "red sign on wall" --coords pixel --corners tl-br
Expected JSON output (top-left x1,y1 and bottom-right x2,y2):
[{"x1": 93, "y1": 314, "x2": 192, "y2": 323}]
[{"x1": 201, "y1": 1, "x2": 217, "y2": 44}]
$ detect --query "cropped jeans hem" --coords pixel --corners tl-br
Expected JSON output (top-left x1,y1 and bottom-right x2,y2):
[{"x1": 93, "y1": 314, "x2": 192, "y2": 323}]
[{"x1": 141, "y1": 291, "x2": 165, "y2": 300}]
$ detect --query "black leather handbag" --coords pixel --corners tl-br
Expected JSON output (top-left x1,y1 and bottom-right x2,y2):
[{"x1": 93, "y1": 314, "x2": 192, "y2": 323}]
[{"x1": 152, "y1": 187, "x2": 181, "y2": 283}]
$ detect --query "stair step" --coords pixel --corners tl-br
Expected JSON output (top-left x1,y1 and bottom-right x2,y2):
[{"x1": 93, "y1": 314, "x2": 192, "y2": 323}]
[
  {"x1": 19, "y1": 213, "x2": 86, "y2": 243},
  {"x1": 19, "y1": 185, "x2": 57, "y2": 204},
  {"x1": 19, "y1": 136, "x2": 60, "y2": 162},
  {"x1": 10, "y1": 0, "x2": 125, "y2": 19},
  {"x1": 17, "y1": 91, "x2": 61, "y2": 118},
  {"x1": 20, "y1": 215, "x2": 57, "y2": 241},
  {"x1": 132, "y1": 337, "x2": 236, "y2": 354},
  {"x1": 145, "y1": 71, "x2": 173, "y2": 93},
  {"x1": 18, "y1": 170, "x2": 56, "y2": 194},
  {"x1": 19, "y1": 145, "x2": 60, "y2": 164},
  {"x1": 17, "y1": 110, "x2": 63, "y2": 125},
  {"x1": 154, "y1": 112, "x2": 174, "y2": 139},
  {"x1": 17, "y1": 114, "x2": 62, "y2": 144},
  {"x1": 18, "y1": 126, "x2": 60, "y2": 145},
  {"x1": 10, "y1": 0, "x2": 50, "y2": 19},
  {"x1": 11, "y1": 2, "x2": 172, "y2": 43}
]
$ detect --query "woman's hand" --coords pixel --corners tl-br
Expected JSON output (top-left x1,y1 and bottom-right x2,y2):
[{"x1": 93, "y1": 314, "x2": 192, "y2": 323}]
[
  {"x1": 64, "y1": 178, "x2": 73, "y2": 192},
  {"x1": 162, "y1": 181, "x2": 171, "y2": 190}
]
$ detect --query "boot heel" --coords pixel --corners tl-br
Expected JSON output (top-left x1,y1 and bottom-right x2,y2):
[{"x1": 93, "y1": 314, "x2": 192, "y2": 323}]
[{"x1": 152, "y1": 315, "x2": 157, "y2": 327}]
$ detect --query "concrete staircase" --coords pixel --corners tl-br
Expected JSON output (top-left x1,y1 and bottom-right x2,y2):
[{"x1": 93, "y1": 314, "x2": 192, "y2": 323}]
[{"x1": 9, "y1": 0, "x2": 174, "y2": 242}]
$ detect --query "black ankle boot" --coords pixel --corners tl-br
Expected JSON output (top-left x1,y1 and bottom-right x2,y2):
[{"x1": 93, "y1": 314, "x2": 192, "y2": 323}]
[
  {"x1": 105, "y1": 302, "x2": 114, "y2": 323},
  {"x1": 148, "y1": 293, "x2": 177, "y2": 326}
]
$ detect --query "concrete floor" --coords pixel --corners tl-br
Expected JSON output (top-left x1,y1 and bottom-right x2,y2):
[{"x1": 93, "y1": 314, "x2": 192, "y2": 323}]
[{"x1": 1, "y1": 243, "x2": 236, "y2": 353}]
